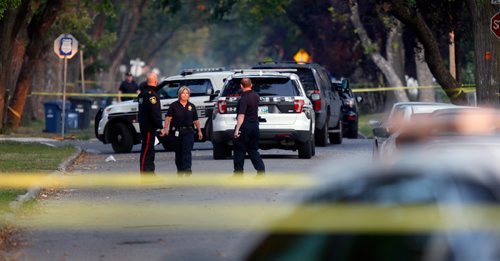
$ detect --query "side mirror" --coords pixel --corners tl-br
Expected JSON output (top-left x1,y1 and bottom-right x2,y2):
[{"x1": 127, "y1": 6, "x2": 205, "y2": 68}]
[
  {"x1": 356, "y1": 96, "x2": 364, "y2": 103},
  {"x1": 372, "y1": 127, "x2": 389, "y2": 138},
  {"x1": 369, "y1": 119, "x2": 382, "y2": 128},
  {"x1": 341, "y1": 78, "x2": 350, "y2": 90}
]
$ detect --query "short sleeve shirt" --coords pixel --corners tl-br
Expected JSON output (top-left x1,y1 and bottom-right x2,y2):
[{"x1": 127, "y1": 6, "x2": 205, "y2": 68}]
[
  {"x1": 237, "y1": 90, "x2": 260, "y2": 122},
  {"x1": 166, "y1": 101, "x2": 199, "y2": 127}
]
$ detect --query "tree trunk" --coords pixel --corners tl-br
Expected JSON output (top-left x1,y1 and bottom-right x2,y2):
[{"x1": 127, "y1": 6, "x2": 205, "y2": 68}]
[
  {"x1": 6, "y1": 0, "x2": 65, "y2": 130},
  {"x1": 379, "y1": 0, "x2": 468, "y2": 105},
  {"x1": 465, "y1": 0, "x2": 500, "y2": 107},
  {"x1": 386, "y1": 20, "x2": 409, "y2": 101},
  {"x1": 415, "y1": 42, "x2": 435, "y2": 102},
  {"x1": 101, "y1": 0, "x2": 148, "y2": 91},
  {"x1": 0, "y1": 0, "x2": 30, "y2": 130},
  {"x1": 349, "y1": 0, "x2": 409, "y2": 102}
]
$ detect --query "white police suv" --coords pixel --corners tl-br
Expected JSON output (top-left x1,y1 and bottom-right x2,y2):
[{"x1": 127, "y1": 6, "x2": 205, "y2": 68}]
[
  {"x1": 210, "y1": 70, "x2": 316, "y2": 159},
  {"x1": 95, "y1": 68, "x2": 234, "y2": 153}
]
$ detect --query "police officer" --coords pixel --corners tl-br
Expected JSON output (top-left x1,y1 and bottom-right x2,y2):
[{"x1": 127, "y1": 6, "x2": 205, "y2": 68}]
[
  {"x1": 160, "y1": 86, "x2": 203, "y2": 175},
  {"x1": 118, "y1": 72, "x2": 139, "y2": 102},
  {"x1": 233, "y1": 78, "x2": 265, "y2": 176},
  {"x1": 138, "y1": 73, "x2": 162, "y2": 175}
]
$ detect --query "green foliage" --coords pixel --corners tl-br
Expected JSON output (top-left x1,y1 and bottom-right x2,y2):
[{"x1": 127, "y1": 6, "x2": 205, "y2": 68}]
[
  {"x1": 0, "y1": 0, "x2": 20, "y2": 19},
  {"x1": 329, "y1": 6, "x2": 349, "y2": 23}
]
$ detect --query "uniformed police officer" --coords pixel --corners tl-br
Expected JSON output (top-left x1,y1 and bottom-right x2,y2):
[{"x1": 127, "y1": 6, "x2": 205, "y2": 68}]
[
  {"x1": 138, "y1": 73, "x2": 162, "y2": 175},
  {"x1": 160, "y1": 86, "x2": 203, "y2": 175},
  {"x1": 233, "y1": 78, "x2": 265, "y2": 176}
]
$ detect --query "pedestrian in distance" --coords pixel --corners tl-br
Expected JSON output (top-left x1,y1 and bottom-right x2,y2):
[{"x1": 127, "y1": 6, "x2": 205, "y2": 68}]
[
  {"x1": 138, "y1": 73, "x2": 163, "y2": 175},
  {"x1": 160, "y1": 86, "x2": 203, "y2": 176},
  {"x1": 233, "y1": 78, "x2": 265, "y2": 176},
  {"x1": 118, "y1": 72, "x2": 139, "y2": 102}
]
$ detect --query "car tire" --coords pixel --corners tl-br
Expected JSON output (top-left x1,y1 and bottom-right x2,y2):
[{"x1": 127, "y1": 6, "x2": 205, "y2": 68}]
[
  {"x1": 298, "y1": 139, "x2": 313, "y2": 159},
  {"x1": 315, "y1": 122, "x2": 329, "y2": 147},
  {"x1": 311, "y1": 136, "x2": 316, "y2": 156},
  {"x1": 329, "y1": 120, "x2": 343, "y2": 144},
  {"x1": 347, "y1": 121, "x2": 358, "y2": 139},
  {"x1": 213, "y1": 142, "x2": 228, "y2": 160},
  {"x1": 110, "y1": 122, "x2": 134, "y2": 153}
]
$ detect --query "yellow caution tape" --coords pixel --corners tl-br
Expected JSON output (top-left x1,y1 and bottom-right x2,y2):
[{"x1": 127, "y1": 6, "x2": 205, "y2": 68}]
[
  {"x1": 352, "y1": 85, "x2": 476, "y2": 93},
  {"x1": 10, "y1": 203, "x2": 500, "y2": 232},
  {"x1": 7, "y1": 106, "x2": 21, "y2": 118},
  {"x1": 0, "y1": 173, "x2": 315, "y2": 189},
  {"x1": 30, "y1": 91, "x2": 137, "y2": 97}
]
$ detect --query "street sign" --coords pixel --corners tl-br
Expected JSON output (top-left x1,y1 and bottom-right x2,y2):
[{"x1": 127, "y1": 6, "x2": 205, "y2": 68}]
[
  {"x1": 130, "y1": 58, "x2": 145, "y2": 77},
  {"x1": 492, "y1": 11, "x2": 500, "y2": 38},
  {"x1": 54, "y1": 34, "x2": 78, "y2": 59},
  {"x1": 294, "y1": 49, "x2": 311, "y2": 63}
]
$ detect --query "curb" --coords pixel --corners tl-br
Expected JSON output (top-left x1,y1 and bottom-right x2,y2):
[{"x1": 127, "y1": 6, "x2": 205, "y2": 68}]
[{"x1": 9, "y1": 146, "x2": 83, "y2": 210}]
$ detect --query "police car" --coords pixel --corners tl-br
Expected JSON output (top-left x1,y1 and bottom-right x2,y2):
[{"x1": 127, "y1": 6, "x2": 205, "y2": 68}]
[
  {"x1": 210, "y1": 70, "x2": 316, "y2": 159},
  {"x1": 95, "y1": 68, "x2": 234, "y2": 153}
]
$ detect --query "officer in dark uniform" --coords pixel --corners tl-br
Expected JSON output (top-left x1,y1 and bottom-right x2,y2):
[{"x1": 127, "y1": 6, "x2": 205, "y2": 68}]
[
  {"x1": 138, "y1": 73, "x2": 163, "y2": 175},
  {"x1": 160, "y1": 86, "x2": 203, "y2": 175},
  {"x1": 118, "y1": 72, "x2": 139, "y2": 102},
  {"x1": 233, "y1": 78, "x2": 265, "y2": 176}
]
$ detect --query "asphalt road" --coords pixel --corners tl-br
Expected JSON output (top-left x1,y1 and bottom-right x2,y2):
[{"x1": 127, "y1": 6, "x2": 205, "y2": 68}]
[{"x1": 13, "y1": 138, "x2": 372, "y2": 260}]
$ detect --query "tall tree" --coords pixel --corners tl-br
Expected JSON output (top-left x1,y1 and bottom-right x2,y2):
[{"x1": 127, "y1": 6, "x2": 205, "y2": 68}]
[
  {"x1": 349, "y1": 0, "x2": 409, "y2": 102},
  {"x1": 0, "y1": 0, "x2": 29, "y2": 129},
  {"x1": 5, "y1": 0, "x2": 65, "y2": 130},
  {"x1": 377, "y1": 0, "x2": 469, "y2": 104},
  {"x1": 465, "y1": 0, "x2": 500, "y2": 106}
]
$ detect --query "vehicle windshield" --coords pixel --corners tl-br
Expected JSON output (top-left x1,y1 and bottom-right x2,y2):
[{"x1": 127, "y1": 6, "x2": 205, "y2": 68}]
[
  {"x1": 157, "y1": 79, "x2": 213, "y2": 99},
  {"x1": 294, "y1": 68, "x2": 316, "y2": 92},
  {"x1": 222, "y1": 77, "x2": 300, "y2": 97}
]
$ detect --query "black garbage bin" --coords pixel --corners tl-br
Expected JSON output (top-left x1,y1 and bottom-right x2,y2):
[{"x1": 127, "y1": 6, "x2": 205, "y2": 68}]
[
  {"x1": 69, "y1": 97, "x2": 92, "y2": 129},
  {"x1": 44, "y1": 100, "x2": 70, "y2": 133}
]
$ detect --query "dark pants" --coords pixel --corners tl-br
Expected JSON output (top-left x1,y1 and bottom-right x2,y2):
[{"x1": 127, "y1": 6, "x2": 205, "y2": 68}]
[
  {"x1": 140, "y1": 130, "x2": 156, "y2": 175},
  {"x1": 233, "y1": 121, "x2": 265, "y2": 174},
  {"x1": 173, "y1": 130, "x2": 194, "y2": 174}
]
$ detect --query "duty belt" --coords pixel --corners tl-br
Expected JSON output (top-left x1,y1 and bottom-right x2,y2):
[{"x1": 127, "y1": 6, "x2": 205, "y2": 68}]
[{"x1": 172, "y1": 126, "x2": 193, "y2": 130}]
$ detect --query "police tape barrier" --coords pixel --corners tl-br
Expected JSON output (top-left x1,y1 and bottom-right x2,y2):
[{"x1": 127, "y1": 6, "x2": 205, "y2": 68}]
[
  {"x1": 8, "y1": 203, "x2": 500, "y2": 232},
  {"x1": 0, "y1": 173, "x2": 315, "y2": 189},
  {"x1": 30, "y1": 92, "x2": 137, "y2": 98},
  {"x1": 351, "y1": 85, "x2": 476, "y2": 93},
  {"x1": 30, "y1": 85, "x2": 477, "y2": 97}
]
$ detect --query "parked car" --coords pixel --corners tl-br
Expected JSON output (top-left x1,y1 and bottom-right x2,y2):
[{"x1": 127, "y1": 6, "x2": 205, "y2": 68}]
[
  {"x1": 210, "y1": 70, "x2": 315, "y2": 159},
  {"x1": 252, "y1": 62, "x2": 342, "y2": 146},
  {"x1": 331, "y1": 78, "x2": 363, "y2": 138},
  {"x1": 95, "y1": 68, "x2": 233, "y2": 153},
  {"x1": 244, "y1": 141, "x2": 500, "y2": 260},
  {"x1": 371, "y1": 102, "x2": 457, "y2": 160}
]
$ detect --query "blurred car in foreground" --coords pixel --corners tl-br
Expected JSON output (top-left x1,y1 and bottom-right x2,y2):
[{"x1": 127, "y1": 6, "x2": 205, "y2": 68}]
[
  {"x1": 374, "y1": 107, "x2": 497, "y2": 162},
  {"x1": 371, "y1": 102, "x2": 457, "y2": 160},
  {"x1": 244, "y1": 139, "x2": 500, "y2": 260}
]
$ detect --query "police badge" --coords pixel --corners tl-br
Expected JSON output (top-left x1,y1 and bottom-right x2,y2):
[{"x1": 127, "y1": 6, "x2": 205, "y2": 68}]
[
  {"x1": 149, "y1": 97, "x2": 157, "y2": 104},
  {"x1": 188, "y1": 105, "x2": 192, "y2": 111}
]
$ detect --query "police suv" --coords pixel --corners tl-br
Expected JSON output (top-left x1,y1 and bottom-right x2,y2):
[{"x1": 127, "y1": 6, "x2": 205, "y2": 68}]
[
  {"x1": 211, "y1": 70, "x2": 316, "y2": 159},
  {"x1": 95, "y1": 68, "x2": 234, "y2": 153}
]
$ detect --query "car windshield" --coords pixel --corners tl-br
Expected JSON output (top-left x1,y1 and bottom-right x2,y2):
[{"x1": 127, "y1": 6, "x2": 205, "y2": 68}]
[
  {"x1": 222, "y1": 77, "x2": 300, "y2": 97},
  {"x1": 294, "y1": 68, "x2": 316, "y2": 92},
  {"x1": 157, "y1": 79, "x2": 213, "y2": 99}
]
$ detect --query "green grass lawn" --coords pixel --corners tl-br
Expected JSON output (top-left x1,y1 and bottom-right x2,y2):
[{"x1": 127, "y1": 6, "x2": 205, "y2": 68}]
[
  {"x1": 6, "y1": 119, "x2": 94, "y2": 140},
  {"x1": 0, "y1": 141, "x2": 76, "y2": 211},
  {"x1": 358, "y1": 112, "x2": 384, "y2": 138}
]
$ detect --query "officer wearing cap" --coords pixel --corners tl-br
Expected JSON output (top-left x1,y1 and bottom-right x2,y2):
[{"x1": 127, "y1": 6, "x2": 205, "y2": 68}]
[
  {"x1": 233, "y1": 78, "x2": 265, "y2": 176},
  {"x1": 138, "y1": 73, "x2": 162, "y2": 175},
  {"x1": 118, "y1": 72, "x2": 139, "y2": 102},
  {"x1": 160, "y1": 86, "x2": 203, "y2": 175}
]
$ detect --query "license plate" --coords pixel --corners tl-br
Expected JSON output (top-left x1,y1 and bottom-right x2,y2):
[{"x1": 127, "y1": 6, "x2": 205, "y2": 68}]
[{"x1": 258, "y1": 106, "x2": 269, "y2": 114}]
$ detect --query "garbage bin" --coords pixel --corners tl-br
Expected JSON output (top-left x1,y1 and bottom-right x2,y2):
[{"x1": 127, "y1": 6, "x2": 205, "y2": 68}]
[
  {"x1": 69, "y1": 97, "x2": 92, "y2": 129},
  {"x1": 44, "y1": 100, "x2": 70, "y2": 133}
]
